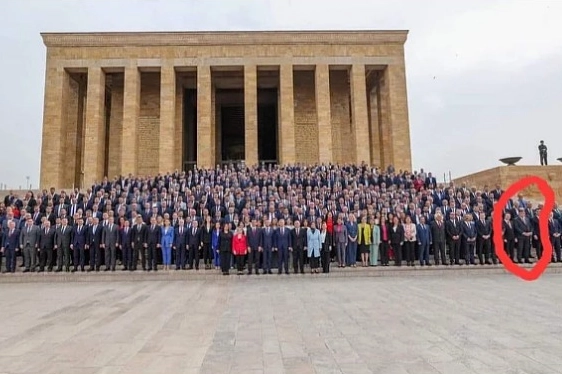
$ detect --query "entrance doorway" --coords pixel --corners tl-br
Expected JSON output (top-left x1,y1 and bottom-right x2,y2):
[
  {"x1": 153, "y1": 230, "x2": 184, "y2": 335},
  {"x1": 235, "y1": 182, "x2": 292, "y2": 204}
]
[
  {"x1": 256, "y1": 83, "x2": 279, "y2": 164},
  {"x1": 220, "y1": 103, "x2": 245, "y2": 161}
]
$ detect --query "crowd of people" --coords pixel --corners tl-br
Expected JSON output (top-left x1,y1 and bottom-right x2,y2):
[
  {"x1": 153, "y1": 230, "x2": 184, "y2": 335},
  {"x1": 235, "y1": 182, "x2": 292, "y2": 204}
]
[{"x1": 1, "y1": 163, "x2": 561, "y2": 276}]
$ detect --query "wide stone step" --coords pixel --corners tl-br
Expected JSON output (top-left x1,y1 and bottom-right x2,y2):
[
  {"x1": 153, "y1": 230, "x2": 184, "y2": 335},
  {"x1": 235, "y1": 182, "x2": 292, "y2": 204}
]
[{"x1": 1, "y1": 263, "x2": 561, "y2": 283}]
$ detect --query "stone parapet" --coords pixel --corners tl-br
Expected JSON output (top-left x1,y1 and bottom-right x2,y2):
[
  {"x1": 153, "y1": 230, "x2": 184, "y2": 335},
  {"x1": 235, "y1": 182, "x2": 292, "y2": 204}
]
[{"x1": 453, "y1": 165, "x2": 562, "y2": 203}]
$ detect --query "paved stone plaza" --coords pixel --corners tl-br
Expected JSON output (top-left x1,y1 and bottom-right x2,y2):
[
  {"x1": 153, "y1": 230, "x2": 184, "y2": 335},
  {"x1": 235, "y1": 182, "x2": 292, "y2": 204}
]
[{"x1": 1, "y1": 274, "x2": 561, "y2": 374}]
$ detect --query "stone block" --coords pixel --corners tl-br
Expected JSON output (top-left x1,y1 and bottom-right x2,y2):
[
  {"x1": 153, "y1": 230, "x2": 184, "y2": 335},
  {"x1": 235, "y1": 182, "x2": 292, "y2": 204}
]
[
  {"x1": 197, "y1": 65, "x2": 213, "y2": 168},
  {"x1": 315, "y1": 64, "x2": 332, "y2": 163},
  {"x1": 279, "y1": 64, "x2": 296, "y2": 165},
  {"x1": 159, "y1": 64, "x2": 176, "y2": 173},
  {"x1": 83, "y1": 67, "x2": 106, "y2": 185},
  {"x1": 244, "y1": 65, "x2": 258, "y2": 166}
]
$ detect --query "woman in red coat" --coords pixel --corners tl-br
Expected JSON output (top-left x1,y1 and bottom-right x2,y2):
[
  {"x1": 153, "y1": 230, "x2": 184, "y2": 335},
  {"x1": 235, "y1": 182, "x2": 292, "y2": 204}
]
[{"x1": 231, "y1": 223, "x2": 248, "y2": 275}]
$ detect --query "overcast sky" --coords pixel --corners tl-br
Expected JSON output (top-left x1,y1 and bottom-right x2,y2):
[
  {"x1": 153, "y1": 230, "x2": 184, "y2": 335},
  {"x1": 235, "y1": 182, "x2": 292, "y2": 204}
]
[{"x1": 1, "y1": 0, "x2": 561, "y2": 188}]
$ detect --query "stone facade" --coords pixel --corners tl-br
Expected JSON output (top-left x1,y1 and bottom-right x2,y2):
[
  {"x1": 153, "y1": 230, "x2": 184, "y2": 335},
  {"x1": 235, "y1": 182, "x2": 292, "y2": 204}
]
[
  {"x1": 453, "y1": 165, "x2": 562, "y2": 203},
  {"x1": 39, "y1": 31, "x2": 412, "y2": 188}
]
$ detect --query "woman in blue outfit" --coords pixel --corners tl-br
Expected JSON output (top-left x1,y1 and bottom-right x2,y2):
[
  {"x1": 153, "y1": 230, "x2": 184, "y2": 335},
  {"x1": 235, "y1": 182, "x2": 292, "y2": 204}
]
[
  {"x1": 211, "y1": 221, "x2": 221, "y2": 270},
  {"x1": 160, "y1": 218, "x2": 175, "y2": 270},
  {"x1": 307, "y1": 221, "x2": 322, "y2": 274}
]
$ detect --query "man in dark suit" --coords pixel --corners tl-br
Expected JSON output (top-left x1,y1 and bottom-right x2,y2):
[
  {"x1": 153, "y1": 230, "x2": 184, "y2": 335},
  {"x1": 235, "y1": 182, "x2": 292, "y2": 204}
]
[
  {"x1": 119, "y1": 221, "x2": 132, "y2": 271},
  {"x1": 418, "y1": 216, "x2": 433, "y2": 266},
  {"x1": 531, "y1": 207, "x2": 543, "y2": 260},
  {"x1": 55, "y1": 217, "x2": 73, "y2": 272},
  {"x1": 145, "y1": 217, "x2": 161, "y2": 271},
  {"x1": 131, "y1": 216, "x2": 148, "y2": 271},
  {"x1": 71, "y1": 217, "x2": 87, "y2": 272},
  {"x1": 502, "y1": 213, "x2": 516, "y2": 261},
  {"x1": 1, "y1": 220, "x2": 19, "y2": 273},
  {"x1": 476, "y1": 212, "x2": 495, "y2": 265},
  {"x1": 461, "y1": 215, "x2": 477, "y2": 265},
  {"x1": 261, "y1": 220, "x2": 275, "y2": 274},
  {"x1": 446, "y1": 211, "x2": 462, "y2": 265},
  {"x1": 290, "y1": 220, "x2": 307, "y2": 274},
  {"x1": 425, "y1": 173, "x2": 437, "y2": 188},
  {"x1": 513, "y1": 208, "x2": 533, "y2": 264},
  {"x1": 246, "y1": 218, "x2": 262, "y2": 275},
  {"x1": 102, "y1": 216, "x2": 120, "y2": 271},
  {"x1": 38, "y1": 220, "x2": 56, "y2": 272},
  {"x1": 548, "y1": 211, "x2": 562, "y2": 262},
  {"x1": 187, "y1": 220, "x2": 202, "y2": 270},
  {"x1": 20, "y1": 216, "x2": 40, "y2": 272},
  {"x1": 174, "y1": 219, "x2": 188, "y2": 270},
  {"x1": 88, "y1": 217, "x2": 103, "y2": 272},
  {"x1": 274, "y1": 219, "x2": 292, "y2": 275}
]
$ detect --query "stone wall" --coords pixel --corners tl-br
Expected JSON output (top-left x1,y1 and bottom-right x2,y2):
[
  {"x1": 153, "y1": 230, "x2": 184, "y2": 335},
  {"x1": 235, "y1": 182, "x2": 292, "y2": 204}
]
[
  {"x1": 329, "y1": 70, "x2": 354, "y2": 164},
  {"x1": 453, "y1": 165, "x2": 562, "y2": 204},
  {"x1": 293, "y1": 70, "x2": 319, "y2": 164},
  {"x1": 138, "y1": 72, "x2": 161, "y2": 176}
]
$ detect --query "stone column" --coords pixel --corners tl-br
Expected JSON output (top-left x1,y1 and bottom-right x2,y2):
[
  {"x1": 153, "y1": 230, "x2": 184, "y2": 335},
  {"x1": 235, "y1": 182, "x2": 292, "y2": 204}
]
[
  {"x1": 244, "y1": 65, "x2": 258, "y2": 166},
  {"x1": 197, "y1": 65, "x2": 214, "y2": 168},
  {"x1": 107, "y1": 74, "x2": 124, "y2": 180},
  {"x1": 350, "y1": 64, "x2": 370, "y2": 165},
  {"x1": 315, "y1": 64, "x2": 333, "y2": 163},
  {"x1": 381, "y1": 63, "x2": 412, "y2": 172},
  {"x1": 278, "y1": 64, "x2": 296, "y2": 165},
  {"x1": 83, "y1": 67, "x2": 106, "y2": 186},
  {"x1": 40, "y1": 66, "x2": 67, "y2": 188},
  {"x1": 368, "y1": 86, "x2": 382, "y2": 167},
  {"x1": 121, "y1": 65, "x2": 140, "y2": 176},
  {"x1": 160, "y1": 64, "x2": 176, "y2": 172}
]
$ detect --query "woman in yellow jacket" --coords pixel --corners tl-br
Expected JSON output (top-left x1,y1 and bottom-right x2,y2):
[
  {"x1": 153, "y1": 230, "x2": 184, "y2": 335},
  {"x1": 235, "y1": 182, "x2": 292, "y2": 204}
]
[{"x1": 358, "y1": 216, "x2": 372, "y2": 267}]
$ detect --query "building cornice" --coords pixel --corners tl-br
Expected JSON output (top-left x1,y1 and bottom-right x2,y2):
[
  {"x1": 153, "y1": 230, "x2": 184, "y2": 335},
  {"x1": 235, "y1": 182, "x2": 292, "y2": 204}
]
[{"x1": 41, "y1": 30, "x2": 408, "y2": 48}]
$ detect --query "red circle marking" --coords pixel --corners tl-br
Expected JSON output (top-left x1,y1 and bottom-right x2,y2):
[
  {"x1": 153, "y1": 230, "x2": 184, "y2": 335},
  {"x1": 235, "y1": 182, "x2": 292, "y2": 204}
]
[{"x1": 493, "y1": 176, "x2": 555, "y2": 281}]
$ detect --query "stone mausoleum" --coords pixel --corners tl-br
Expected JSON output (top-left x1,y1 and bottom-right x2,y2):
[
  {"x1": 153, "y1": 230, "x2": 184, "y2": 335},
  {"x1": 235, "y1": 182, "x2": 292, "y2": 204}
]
[{"x1": 39, "y1": 30, "x2": 412, "y2": 188}]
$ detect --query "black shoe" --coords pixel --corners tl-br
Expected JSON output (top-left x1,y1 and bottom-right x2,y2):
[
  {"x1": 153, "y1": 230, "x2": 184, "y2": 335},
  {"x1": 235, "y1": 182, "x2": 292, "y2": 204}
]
[
  {"x1": 285, "y1": 271, "x2": 289, "y2": 275},
  {"x1": 55, "y1": 269, "x2": 62, "y2": 273},
  {"x1": 71, "y1": 269, "x2": 76, "y2": 273}
]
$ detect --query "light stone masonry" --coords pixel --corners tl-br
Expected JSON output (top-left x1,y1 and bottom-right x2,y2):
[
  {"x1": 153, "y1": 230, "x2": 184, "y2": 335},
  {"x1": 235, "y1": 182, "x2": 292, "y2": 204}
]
[
  {"x1": 39, "y1": 31, "x2": 414, "y2": 187},
  {"x1": 82, "y1": 67, "x2": 106, "y2": 185},
  {"x1": 244, "y1": 65, "x2": 258, "y2": 166}
]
